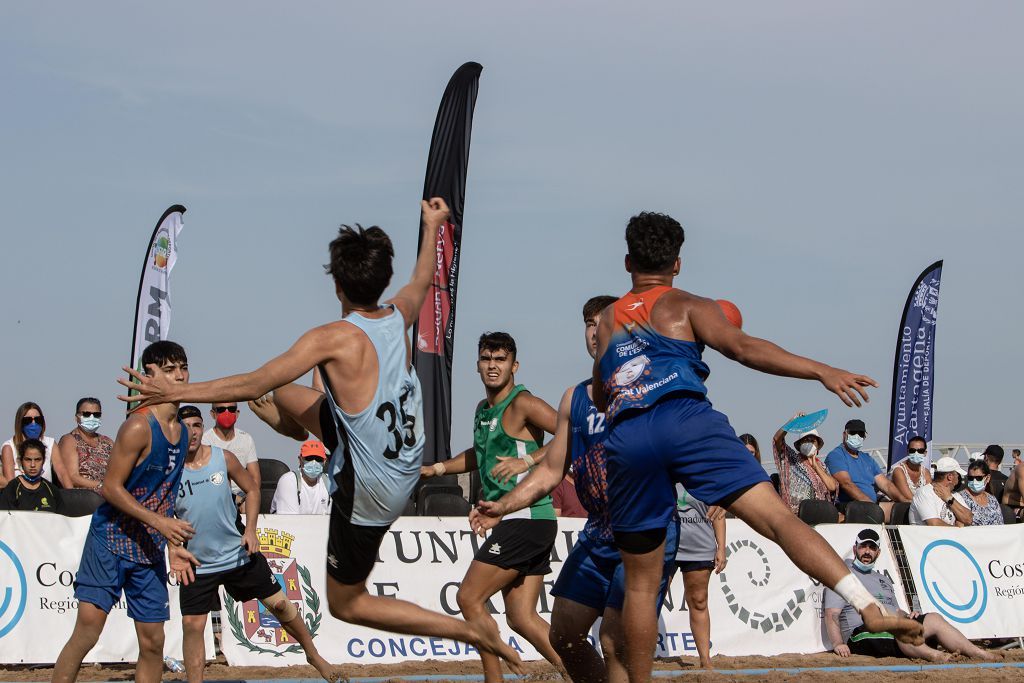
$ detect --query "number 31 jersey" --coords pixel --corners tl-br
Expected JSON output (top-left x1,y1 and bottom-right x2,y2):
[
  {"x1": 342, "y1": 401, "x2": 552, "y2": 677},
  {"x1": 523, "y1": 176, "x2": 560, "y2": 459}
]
[{"x1": 319, "y1": 305, "x2": 425, "y2": 526}]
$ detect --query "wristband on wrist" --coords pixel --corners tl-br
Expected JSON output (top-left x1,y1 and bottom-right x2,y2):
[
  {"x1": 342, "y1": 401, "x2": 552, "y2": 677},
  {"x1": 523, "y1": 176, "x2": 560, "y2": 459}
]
[
  {"x1": 432, "y1": 462, "x2": 446, "y2": 476},
  {"x1": 522, "y1": 452, "x2": 536, "y2": 468}
]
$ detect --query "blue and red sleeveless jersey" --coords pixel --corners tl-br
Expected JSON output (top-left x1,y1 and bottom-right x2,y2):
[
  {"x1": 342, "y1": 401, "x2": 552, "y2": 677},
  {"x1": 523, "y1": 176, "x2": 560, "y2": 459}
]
[
  {"x1": 88, "y1": 411, "x2": 187, "y2": 564},
  {"x1": 569, "y1": 380, "x2": 612, "y2": 542},
  {"x1": 598, "y1": 285, "x2": 710, "y2": 423}
]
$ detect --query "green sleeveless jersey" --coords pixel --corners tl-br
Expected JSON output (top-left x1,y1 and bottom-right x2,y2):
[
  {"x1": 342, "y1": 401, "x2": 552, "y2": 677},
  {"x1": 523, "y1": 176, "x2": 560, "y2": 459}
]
[{"x1": 474, "y1": 384, "x2": 555, "y2": 520}]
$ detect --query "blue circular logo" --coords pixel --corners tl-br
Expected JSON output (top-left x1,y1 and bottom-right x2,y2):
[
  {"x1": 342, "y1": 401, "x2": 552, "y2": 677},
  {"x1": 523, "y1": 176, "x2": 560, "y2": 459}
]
[
  {"x1": 919, "y1": 539, "x2": 987, "y2": 624},
  {"x1": 0, "y1": 540, "x2": 28, "y2": 638}
]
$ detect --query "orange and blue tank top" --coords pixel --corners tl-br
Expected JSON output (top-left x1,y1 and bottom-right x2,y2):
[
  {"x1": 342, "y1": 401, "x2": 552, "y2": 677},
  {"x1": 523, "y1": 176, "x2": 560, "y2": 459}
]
[
  {"x1": 88, "y1": 411, "x2": 187, "y2": 565},
  {"x1": 597, "y1": 286, "x2": 711, "y2": 423}
]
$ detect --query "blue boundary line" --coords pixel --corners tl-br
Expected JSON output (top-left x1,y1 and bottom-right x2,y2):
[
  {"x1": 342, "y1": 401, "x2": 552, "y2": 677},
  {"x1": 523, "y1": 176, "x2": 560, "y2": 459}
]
[{"x1": 19, "y1": 662, "x2": 1024, "y2": 682}]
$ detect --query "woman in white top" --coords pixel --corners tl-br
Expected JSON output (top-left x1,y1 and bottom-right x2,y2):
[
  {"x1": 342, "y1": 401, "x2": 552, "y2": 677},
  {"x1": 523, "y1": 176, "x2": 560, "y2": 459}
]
[
  {"x1": 1, "y1": 402, "x2": 63, "y2": 487},
  {"x1": 890, "y1": 435, "x2": 932, "y2": 503}
]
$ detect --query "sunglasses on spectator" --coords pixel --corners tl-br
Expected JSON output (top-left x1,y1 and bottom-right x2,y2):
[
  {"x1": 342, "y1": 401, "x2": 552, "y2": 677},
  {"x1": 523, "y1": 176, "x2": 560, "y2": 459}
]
[
  {"x1": 966, "y1": 475, "x2": 987, "y2": 482},
  {"x1": 213, "y1": 406, "x2": 239, "y2": 414},
  {"x1": 857, "y1": 541, "x2": 879, "y2": 550},
  {"x1": 908, "y1": 448, "x2": 926, "y2": 454},
  {"x1": 848, "y1": 430, "x2": 866, "y2": 437},
  {"x1": 21, "y1": 416, "x2": 44, "y2": 425},
  {"x1": 78, "y1": 411, "x2": 101, "y2": 418}
]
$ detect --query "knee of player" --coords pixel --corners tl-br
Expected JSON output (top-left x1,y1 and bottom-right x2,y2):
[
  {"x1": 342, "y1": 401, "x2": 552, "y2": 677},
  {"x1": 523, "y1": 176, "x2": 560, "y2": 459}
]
[
  {"x1": 454, "y1": 587, "x2": 481, "y2": 616},
  {"x1": 136, "y1": 628, "x2": 165, "y2": 655},
  {"x1": 504, "y1": 608, "x2": 531, "y2": 635},
  {"x1": 598, "y1": 627, "x2": 620, "y2": 658},
  {"x1": 182, "y1": 615, "x2": 208, "y2": 633},
  {"x1": 549, "y1": 623, "x2": 584, "y2": 652},
  {"x1": 685, "y1": 590, "x2": 709, "y2": 612},
  {"x1": 264, "y1": 591, "x2": 299, "y2": 623}
]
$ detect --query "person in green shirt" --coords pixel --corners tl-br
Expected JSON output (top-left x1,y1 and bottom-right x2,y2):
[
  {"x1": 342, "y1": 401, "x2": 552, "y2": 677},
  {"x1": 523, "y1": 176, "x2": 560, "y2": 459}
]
[{"x1": 421, "y1": 332, "x2": 564, "y2": 682}]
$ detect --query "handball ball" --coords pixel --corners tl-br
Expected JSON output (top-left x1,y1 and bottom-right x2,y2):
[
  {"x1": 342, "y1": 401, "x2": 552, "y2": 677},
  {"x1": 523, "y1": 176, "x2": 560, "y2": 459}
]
[{"x1": 716, "y1": 299, "x2": 743, "y2": 329}]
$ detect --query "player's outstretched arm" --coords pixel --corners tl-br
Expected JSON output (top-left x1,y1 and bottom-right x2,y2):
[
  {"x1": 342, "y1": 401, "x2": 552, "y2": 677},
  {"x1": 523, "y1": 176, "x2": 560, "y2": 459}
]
[
  {"x1": 104, "y1": 417, "x2": 194, "y2": 545},
  {"x1": 249, "y1": 393, "x2": 309, "y2": 441},
  {"x1": 421, "y1": 446, "x2": 478, "y2": 479},
  {"x1": 388, "y1": 197, "x2": 451, "y2": 328},
  {"x1": 472, "y1": 387, "x2": 574, "y2": 535},
  {"x1": 689, "y1": 297, "x2": 878, "y2": 407},
  {"x1": 117, "y1": 326, "x2": 338, "y2": 410},
  {"x1": 225, "y1": 449, "x2": 260, "y2": 553}
]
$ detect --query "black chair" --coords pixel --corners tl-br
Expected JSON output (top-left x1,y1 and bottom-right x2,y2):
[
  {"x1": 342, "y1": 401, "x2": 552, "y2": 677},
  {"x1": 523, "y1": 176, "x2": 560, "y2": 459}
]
[
  {"x1": 60, "y1": 489, "x2": 104, "y2": 517},
  {"x1": 258, "y1": 458, "x2": 291, "y2": 485},
  {"x1": 258, "y1": 485, "x2": 278, "y2": 513},
  {"x1": 1001, "y1": 504, "x2": 1019, "y2": 525},
  {"x1": 417, "y1": 482, "x2": 463, "y2": 512},
  {"x1": 797, "y1": 499, "x2": 839, "y2": 525},
  {"x1": 844, "y1": 501, "x2": 885, "y2": 524},
  {"x1": 402, "y1": 498, "x2": 416, "y2": 516},
  {"x1": 890, "y1": 502, "x2": 911, "y2": 525},
  {"x1": 421, "y1": 492, "x2": 472, "y2": 517}
]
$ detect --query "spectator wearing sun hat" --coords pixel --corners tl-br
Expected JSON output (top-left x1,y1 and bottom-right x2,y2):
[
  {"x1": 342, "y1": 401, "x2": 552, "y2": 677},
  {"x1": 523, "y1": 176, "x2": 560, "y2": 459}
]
[
  {"x1": 270, "y1": 439, "x2": 331, "y2": 514},
  {"x1": 772, "y1": 414, "x2": 837, "y2": 514},
  {"x1": 909, "y1": 457, "x2": 972, "y2": 527}
]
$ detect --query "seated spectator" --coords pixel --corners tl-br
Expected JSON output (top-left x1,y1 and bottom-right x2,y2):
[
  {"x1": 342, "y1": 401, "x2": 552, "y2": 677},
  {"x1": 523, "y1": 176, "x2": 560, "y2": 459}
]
[
  {"x1": 909, "y1": 457, "x2": 972, "y2": 526},
  {"x1": 954, "y1": 461, "x2": 1003, "y2": 526},
  {"x1": 0, "y1": 438, "x2": 63, "y2": 512},
  {"x1": 551, "y1": 466, "x2": 586, "y2": 518},
  {"x1": 271, "y1": 440, "x2": 330, "y2": 514},
  {"x1": 738, "y1": 433, "x2": 761, "y2": 463},
  {"x1": 56, "y1": 397, "x2": 113, "y2": 492},
  {"x1": 1, "y1": 401, "x2": 64, "y2": 488},
  {"x1": 889, "y1": 435, "x2": 932, "y2": 503},
  {"x1": 825, "y1": 419, "x2": 900, "y2": 518},
  {"x1": 982, "y1": 444, "x2": 1007, "y2": 495},
  {"x1": 772, "y1": 422, "x2": 836, "y2": 514},
  {"x1": 823, "y1": 529, "x2": 996, "y2": 662}
]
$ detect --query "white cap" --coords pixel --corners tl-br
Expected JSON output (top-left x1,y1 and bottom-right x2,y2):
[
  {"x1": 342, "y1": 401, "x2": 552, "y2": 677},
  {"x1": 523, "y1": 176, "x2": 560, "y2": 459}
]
[
  {"x1": 933, "y1": 456, "x2": 967, "y2": 476},
  {"x1": 969, "y1": 451, "x2": 984, "y2": 461},
  {"x1": 792, "y1": 429, "x2": 824, "y2": 449}
]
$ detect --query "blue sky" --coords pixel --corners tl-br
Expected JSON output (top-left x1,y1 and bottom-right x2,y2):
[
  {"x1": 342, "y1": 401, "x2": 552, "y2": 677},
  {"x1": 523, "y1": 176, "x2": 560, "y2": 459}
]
[{"x1": 2, "y1": 3, "x2": 1022, "y2": 468}]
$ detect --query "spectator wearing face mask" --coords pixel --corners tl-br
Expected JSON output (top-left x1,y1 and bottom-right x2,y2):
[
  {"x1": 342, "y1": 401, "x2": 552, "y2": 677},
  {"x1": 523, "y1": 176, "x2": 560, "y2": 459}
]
[
  {"x1": 202, "y1": 402, "x2": 260, "y2": 505},
  {"x1": 909, "y1": 457, "x2": 972, "y2": 526},
  {"x1": 772, "y1": 418, "x2": 837, "y2": 514},
  {"x1": 0, "y1": 439, "x2": 63, "y2": 512},
  {"x1": 1, "y1": 401, "x2": 64, "y2": 488},
  {"x1": 954, "y1": 461, "x2": 1003, "y2": 526},
  {"x1": 825, "y1": 419, "x2": 900, "y2": 514},
  {"x1": 56, "y1": 397, "x2": 113, "y2": 492},
  {"x1": 271, "y1": 440, "x2": 331, "y2": 514},
  {"x1": 888, "y1": 435, "x2": 932, "y2": 503}
]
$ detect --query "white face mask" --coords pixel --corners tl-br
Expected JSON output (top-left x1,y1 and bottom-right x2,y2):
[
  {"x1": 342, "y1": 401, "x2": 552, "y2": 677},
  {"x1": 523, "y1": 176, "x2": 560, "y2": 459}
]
[{"x1": 798, "y1": 441, "x2": 818, "y2": 457}]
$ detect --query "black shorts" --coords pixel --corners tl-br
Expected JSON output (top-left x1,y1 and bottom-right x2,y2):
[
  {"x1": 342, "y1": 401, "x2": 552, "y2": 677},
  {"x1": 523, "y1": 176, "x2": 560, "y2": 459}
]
[
  {"x1": 847, "y1": 614, "x2": 926, "y2": 657},
  {"x1": 677, "y1": 560, "x2": 715, "y2": 573},
  {"x1": 326, "y1": 507, "x2": 390, "y2": 585},
  {"x1": 475, "y1": 518, "x2": 557, "y2": 576},
  {"x1": 179, "y1": 553, "x2": 280, "y2": 616}
]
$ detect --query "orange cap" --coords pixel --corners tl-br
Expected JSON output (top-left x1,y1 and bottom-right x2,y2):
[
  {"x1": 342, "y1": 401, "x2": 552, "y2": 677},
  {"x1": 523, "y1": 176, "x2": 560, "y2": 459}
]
[{"x1": 300, "y1": 440, "x2": 327, "y2": 460}]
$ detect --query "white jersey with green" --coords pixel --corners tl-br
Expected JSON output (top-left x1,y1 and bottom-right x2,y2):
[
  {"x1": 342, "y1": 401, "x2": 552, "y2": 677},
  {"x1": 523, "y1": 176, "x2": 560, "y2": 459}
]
[{"x1": 473, "y1": 384, "x2": 555, "y2": 521}]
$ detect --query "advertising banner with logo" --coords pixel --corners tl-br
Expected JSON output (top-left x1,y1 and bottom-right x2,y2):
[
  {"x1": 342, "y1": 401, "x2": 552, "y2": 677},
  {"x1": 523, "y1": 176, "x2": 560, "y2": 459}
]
[
  {"x1": 900, "y1": 525, "x2": 1024, "y2": 639},
  {"x1": 127, "y1": 205, "x2": 185, "y2": 411},
  {"x1": 887, "y1": 260, "x2": 943, "y2": 468},
  {"x1": 412, "y1": 62, "x2": 481, "y2": 464},
  {"x1": 0, "y1": 513, "x2": 211, "y2": 664}
]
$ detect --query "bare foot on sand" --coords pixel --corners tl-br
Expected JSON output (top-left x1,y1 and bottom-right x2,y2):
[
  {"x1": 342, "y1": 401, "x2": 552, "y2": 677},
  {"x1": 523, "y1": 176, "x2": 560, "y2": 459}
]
[
  {"x1": 306, "y1": 652, "x2": 344, "y2": 682},
  {"x1": 466, "y1": 616, "x2": 524, "y2": 674},
  {"x1": 861, "y1": 605, "x2": 924, "y2": 646}
]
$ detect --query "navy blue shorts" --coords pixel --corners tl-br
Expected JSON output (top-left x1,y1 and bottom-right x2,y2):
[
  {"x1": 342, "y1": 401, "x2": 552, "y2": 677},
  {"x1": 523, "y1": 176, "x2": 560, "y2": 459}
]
[
  {"x1": 73, "y1": 533, "x2": 169, "y2": 623},
  {"x1": 606, "y1": 396, "x2": 768, "y2": 534},
  {"x1": 552, "y1": 520, "x2": 678, "y2": 611}
]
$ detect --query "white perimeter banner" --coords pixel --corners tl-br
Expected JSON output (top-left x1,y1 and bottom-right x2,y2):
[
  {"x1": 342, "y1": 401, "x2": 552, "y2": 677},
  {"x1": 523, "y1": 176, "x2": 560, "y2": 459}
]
[
  {"x1": 0, "y1": 512, "x2": 212, "y2": 664},
  {"x1": 900, "y1": 525, "x2": 1024, "y2": 639}
]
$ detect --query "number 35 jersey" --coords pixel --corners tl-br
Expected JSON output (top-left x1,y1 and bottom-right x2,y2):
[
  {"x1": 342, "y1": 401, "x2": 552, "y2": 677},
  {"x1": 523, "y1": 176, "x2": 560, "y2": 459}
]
[{"x1": 319, "y1": 305, "x2": 425, "y2": 526}]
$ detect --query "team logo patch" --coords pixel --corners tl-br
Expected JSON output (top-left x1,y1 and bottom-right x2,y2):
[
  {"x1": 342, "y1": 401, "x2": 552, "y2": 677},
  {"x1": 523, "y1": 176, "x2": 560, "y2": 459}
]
[
  {"x1": 225, "y1": 529, "x2": 322, "y2": 656},
  {"x1": 209, "y1": 471, "x2": 225, "y2": 486},
  {"x1": 613, "y1": 354, "x2": 650, "y2": 386}
]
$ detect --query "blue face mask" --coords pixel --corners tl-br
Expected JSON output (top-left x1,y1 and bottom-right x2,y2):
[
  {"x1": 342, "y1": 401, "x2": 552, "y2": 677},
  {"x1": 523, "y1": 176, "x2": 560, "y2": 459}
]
[
  {"x1": 22, "y1": 422, "x2": 43, "y2": 439},
  {"x1": 21, "y1": 471, "x2": 42, "y2": 483},
  {"x1": 302, "y1": 461, "x2": 324, "y2": 479},
  {"x1": 852, "y1": 557, "x2": 876, "y2": 573},
  {"x1": 846, "y1": 434, "x2": 864, "y2": 450},
  {"x1": 967, "y1": 480, "x2": 986, "y2": 494},
  {"x1": 907, "y1": 453, "x2": 925, "y2": 465}
]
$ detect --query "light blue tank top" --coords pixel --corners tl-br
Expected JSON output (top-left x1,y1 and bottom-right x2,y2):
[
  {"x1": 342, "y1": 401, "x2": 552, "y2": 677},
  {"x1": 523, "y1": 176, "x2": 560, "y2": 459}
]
[
  {"x1": 175, "y1": 446, "x2": 248, "y2": 575},
  {"x1": 319, "y1": 305, "x2": 425, "y2": 526}
]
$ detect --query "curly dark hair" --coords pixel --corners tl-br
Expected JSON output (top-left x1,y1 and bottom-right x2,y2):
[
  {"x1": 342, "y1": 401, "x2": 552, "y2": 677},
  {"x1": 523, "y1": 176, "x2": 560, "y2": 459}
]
[
  {"x1": 625, "y1": 212, "x2": 685, "y2": 273},
  {"x1": 140, "y1": 341, "x2": 187, "y2": 371},
  {"x1": 325, "y1": 224, "x2": 394, "y2": 306},
  {"x1": 478, "y1": 331, "x2": 517, "y2": 359},
  {"x1": 582, "y1": 295, "x2": 616, "y2": 322}
]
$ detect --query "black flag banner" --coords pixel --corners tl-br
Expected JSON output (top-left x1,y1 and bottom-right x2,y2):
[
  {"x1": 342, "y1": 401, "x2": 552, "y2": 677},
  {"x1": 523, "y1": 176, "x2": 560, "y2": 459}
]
[{"x1": 412, "y1": 62, "x2": 482, "y2": 464}]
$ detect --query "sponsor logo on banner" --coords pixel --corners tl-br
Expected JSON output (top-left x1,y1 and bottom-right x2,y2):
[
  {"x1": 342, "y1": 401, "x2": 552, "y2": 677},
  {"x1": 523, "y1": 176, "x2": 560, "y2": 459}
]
[
  {"x1": 224, "y1": 529, "x2": 321, "y2": 656},
  {"x1": 919, "y1": 539, "x2": 988, "y2": 623},
  {"x1": 717, "y1": 538, "x2": 806, "y2": 633},
  {"x1": 151, "y1": 231, "x2": 171, "y2": 270},
  {"x1": 0, "y1": 540, "x2": 28, "y2": 638},
  {"x1": 416, "y1": 221, "x2": 456, "y2": 355}
]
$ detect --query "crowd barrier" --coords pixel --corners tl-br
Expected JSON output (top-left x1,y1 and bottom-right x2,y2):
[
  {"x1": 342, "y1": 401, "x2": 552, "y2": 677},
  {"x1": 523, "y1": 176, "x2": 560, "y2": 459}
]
[{"x1": 0, "y1": 513, "x2": 1021, "y2": 665}]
